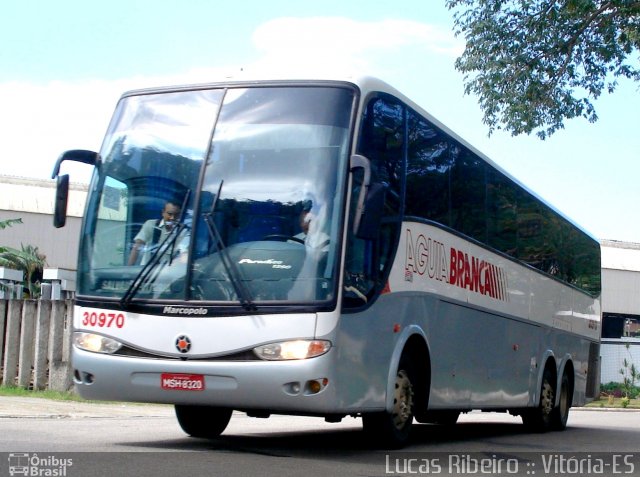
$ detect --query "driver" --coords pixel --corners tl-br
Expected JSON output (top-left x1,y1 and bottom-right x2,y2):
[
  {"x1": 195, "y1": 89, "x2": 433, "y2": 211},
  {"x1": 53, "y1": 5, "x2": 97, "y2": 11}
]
[
  {"x1": 293, "y1": 201, "x2": 329, "y2": 251},
  {"x1": 128, "y1": 201, "x2": 187, "y2": 265}
]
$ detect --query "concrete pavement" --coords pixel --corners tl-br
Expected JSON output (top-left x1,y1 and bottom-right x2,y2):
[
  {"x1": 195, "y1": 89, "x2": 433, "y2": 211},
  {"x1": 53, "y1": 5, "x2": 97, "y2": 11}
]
[
  {"x1": 0, "y1": 396, "x2": 173, "y2": 419},
  {"x1": 1, "y1": 395, "x2": 636, "y2": 420}
]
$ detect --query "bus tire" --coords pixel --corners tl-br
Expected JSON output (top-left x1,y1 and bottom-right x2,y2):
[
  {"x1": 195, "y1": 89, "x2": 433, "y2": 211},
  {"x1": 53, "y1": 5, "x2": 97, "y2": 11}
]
[
  {"x1": 551, "y1": 371, "x2": 572, "y2": 431},
  {"x1": 174, "y1": 405, "x2": 232, "y2": 438},
  {"x1": 522, "y1": 367, "x2": 555, "y2": 432},
  {"x1": 362, "y1": 355, "x2": 415, "y2": 448}
]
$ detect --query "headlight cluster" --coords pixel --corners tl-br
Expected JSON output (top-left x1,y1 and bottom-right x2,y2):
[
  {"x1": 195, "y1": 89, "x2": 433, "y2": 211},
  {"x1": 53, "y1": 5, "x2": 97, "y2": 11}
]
[
  {"x1": 74, "y1": 333, "x2": 330, "y2": 360},
  {"x1": 253, "y1": 340, "x2": 331, "y2": 360},
  {"x1": 74, "y1": 332, "x2": 122, "y2": 354}
]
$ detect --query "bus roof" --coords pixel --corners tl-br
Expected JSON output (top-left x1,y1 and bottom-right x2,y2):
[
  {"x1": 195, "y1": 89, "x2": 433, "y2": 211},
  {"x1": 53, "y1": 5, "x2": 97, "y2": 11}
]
[{"x1": 120, "y1": 72, "x2": 599, "y2": 243}]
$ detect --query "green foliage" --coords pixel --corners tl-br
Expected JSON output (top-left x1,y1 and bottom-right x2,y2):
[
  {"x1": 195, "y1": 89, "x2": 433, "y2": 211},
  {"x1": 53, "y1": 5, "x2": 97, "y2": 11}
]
[
  {"x1": 0, "y1": 243, "x2": 47, "y2": 298},
  {"x1": 0, "y1": 218, "x2": 23, "y2": 230},
  {"x1": 1, "y1": 218, "x2": 48, "y2": 298},
  {"x1": 446, "y1": 0, "x2": 640, "y2": 138},
  {"x1": 601, "y1": 380, "x2": 640, "y2": 398},
  {"x1": 0, "y1": 385, "x2": 82, "y2": 401},
  {"x1": 620, "y1": 343, "x2": 640, "y2": 398}
]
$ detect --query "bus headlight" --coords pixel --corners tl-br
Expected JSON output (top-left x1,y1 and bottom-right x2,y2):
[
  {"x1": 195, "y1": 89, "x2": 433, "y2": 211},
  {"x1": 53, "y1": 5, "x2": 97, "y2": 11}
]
[
  {"x1": 254, "y1": 340, "x2": 331, "y2": 360},
  {"x1": 74, "y1": 332, "x2": 122, "y2": 354}
]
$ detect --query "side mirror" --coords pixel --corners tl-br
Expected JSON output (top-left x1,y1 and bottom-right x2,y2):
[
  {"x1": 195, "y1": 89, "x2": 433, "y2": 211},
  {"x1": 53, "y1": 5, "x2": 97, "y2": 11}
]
[
  {"x1": 51, "y1": 149, "x2": 98, "y2": 229},
  {"x1": 54, "y1": 174, "x2": 69, "y2": 228}
]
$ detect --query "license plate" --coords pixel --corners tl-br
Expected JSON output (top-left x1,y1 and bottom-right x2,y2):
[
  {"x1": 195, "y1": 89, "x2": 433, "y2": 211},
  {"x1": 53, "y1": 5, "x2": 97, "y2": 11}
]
[{"x1": 161, "y1": 373, "x2": 205, "y2": 391}]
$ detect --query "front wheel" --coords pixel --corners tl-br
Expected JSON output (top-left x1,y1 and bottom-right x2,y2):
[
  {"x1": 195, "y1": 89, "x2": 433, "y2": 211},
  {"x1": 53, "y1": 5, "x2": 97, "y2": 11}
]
[
  {"x1": 175, "y1": 405, "x2": 232, "y2": 438},
  {"x1": 362, "y1": 357, "x2": 415, "y2": 448}
]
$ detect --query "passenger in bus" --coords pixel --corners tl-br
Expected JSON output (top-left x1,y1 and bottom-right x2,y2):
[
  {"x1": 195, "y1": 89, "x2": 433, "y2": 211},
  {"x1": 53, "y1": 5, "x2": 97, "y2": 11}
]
[
  {"x1": 127, "y1": 201, "x2": 188, "y2": 265},
  {"x1": 293, "y1": 201, "x2": 330, "y2": 251}
]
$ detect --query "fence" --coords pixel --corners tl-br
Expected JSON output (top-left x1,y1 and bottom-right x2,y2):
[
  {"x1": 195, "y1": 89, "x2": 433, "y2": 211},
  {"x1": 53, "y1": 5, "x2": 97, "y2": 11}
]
[
  {"x1": 0, "y1": 299, "x2": 73, "y2": 391},
  {"x1": 601, "y1": 337, "x2": 640, "y2": 385}
]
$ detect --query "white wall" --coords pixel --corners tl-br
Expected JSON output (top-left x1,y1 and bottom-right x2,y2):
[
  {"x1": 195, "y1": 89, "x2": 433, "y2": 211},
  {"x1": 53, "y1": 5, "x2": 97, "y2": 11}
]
[
  {"x1": 0, "y1": 175, "x2": 87, "y2": 270},
  {"x1": 601, "y1": 338, "x2": 640, "y2": 384}
]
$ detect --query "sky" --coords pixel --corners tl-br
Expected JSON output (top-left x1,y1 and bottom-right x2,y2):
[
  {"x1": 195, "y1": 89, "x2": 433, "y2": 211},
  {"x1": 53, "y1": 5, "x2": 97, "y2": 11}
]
[{"x1": 1, "y1": 0, "x2": 638, "y2": 243}]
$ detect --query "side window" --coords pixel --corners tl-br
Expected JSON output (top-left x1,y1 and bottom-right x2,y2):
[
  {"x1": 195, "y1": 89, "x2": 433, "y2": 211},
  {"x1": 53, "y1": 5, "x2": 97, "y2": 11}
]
[
  {"x1": 406, "y1": 111, "x2": 452, "y2": 225},
  {"x1": 569, "y1": 229, "x2": 601, "y2": 295},
  {"x1": 486, "y1": 168, "x2": 517, "y2": 256},
  {"x1": 93, "y1": 176, "x2": 131, "y2": 266},
  {"x1": 344, "y1": 96, "x2": 404, "y2": 307},
  {"x1": 358, "y1": 96, "x2": 404, "y2": 197},
  {"x1": 516, "y1": 188, "x2": 549, "y2": 270},
  {"x1": 450, "y1": 146, "x2": 486, "y2": 243},
  {"x1": 406, "y1": 110, "x2": 487, "y2": 242}
]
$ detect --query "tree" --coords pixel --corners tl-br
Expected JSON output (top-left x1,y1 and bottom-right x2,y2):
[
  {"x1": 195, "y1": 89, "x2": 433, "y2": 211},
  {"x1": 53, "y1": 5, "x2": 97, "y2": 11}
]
[
  {"x1": 1, "y1": 218, "x2": 48, "y2": 298},
  {"x1": 446, "y1": 0, "x2": 640, "y2": 138},
  {"x1": 0, "y1": 244, "x2": 47, "y2": 298}
]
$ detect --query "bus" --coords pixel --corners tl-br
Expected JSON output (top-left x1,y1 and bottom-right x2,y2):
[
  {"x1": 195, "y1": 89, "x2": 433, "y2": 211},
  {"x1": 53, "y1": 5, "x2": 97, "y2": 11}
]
[{"x1": 52, "y1": 75, "x2": 601, "y2": 447}]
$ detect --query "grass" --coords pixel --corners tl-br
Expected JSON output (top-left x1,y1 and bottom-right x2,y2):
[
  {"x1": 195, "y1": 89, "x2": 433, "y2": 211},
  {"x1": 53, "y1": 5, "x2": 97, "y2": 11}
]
[
  {"x1": 586, "y1": 396, "x2": 640, "y2": 409},
  {"x1": 0, "y1": 385, "x2": 84, "y2": 401},
  {"x1": 0, "y1": 385, "x2": 167, "y2": 407}
]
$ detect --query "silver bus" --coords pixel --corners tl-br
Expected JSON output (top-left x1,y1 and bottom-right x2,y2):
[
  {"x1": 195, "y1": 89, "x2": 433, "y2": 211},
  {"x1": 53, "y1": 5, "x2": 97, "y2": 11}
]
[{"x1": 53, "y1": 75, "x2": 601, "y2": 447}]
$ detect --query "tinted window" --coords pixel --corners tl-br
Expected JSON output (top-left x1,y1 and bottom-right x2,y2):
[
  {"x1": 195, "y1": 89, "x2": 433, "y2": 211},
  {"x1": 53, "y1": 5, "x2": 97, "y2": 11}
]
[
  {"x1": 358, "y1": 96, "x2": 404, "y2": 198},
  {"x1": 344, "y1": 95, "x2": 404, "y2": 306},
  {"x1": 406, "y1": 112, "x2": 451, "y2": 226},
  {"x1": 486, "y1": 168, "x2": 517, "y2": 255},
  {"x1": 450, "y1": 146, "x2": 486, "y2": 242},
  {"x1": 404, "y1": 108, "x2": 600, "y2": 296}
]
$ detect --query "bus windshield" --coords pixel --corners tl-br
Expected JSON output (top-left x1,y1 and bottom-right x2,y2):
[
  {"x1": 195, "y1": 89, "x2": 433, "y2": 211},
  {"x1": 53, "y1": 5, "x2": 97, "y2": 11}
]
[{"x1": 78, "y1": 85, "x2": 355, "y2": 306}]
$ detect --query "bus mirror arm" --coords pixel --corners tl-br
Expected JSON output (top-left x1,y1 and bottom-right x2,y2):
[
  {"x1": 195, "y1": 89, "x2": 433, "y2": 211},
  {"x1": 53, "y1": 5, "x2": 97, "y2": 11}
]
[
  {"x1": 350, "y1": 154, "x2": 386, "y2": 240},
  {"x1": 51, "y1": 149, "x2": 98, "y2": 180},
  {"x1": 51, "y1": 150, "x2": 98, "y2": 229},
  {"x1": 350, "y1": 154, "x2": 372, "y2": 236}
]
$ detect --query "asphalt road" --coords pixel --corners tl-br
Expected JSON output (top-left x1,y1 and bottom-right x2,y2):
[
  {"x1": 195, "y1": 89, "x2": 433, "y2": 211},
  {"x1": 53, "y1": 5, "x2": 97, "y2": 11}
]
[{"x1": 1, "y1": 397, "x2": 639, "y2": 476}]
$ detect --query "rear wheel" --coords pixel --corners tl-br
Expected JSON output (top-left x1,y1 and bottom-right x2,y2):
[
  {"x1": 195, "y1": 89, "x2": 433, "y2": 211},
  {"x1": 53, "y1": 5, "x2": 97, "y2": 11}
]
[
  {"x1": 174, "y1": 405, "x2": 232, "y2": 438},
  {"x1": 551, "y1": 371, "x2": 572, "y2": 430},
  {"x1": 522, "y1": 367, "x2": 555, "y2": 432},
  {"x1": 362, "y1": 356, "x2": 415, "y2": 448}
]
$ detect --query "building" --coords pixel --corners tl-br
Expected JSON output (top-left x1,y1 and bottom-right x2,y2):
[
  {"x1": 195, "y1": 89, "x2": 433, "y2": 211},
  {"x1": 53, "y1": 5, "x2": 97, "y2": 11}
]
[
  {"x1": 600, "y1": 240, "x2": 640, "y2": 384},
  {"x1": 0, "y1": 175, "x2": 87, "y2": 270}
]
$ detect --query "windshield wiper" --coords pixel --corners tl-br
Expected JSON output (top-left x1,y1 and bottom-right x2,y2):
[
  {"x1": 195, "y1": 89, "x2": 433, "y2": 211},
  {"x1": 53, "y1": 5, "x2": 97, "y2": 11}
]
[
  {"x1": 203, "y1": 180, "x2": 257, "y2": 312},
  {"x1": 120, "y1": 191, "x2": 191, "y2": 308}
]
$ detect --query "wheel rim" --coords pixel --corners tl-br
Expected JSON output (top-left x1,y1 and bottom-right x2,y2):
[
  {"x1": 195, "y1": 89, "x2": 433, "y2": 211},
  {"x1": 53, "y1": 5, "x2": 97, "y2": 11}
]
[
  {"x1": 558, "y1": 378, "x2": 569, "y2": 421},
  {"x1": 541, "y1": 379, "x2": 554, "y2": 418},
  {"x1": 391, "y1": 369, "x2": 414, "y2": 430}
]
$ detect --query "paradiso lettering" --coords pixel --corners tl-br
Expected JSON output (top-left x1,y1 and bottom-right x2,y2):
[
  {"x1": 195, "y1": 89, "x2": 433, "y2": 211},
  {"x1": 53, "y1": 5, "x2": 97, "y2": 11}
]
[{"x1": 404, "y1": 229, "x2": 508, "y2": 302}]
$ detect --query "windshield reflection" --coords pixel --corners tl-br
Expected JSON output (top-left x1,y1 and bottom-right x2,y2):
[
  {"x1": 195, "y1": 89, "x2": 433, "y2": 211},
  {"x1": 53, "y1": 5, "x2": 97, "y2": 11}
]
[
  {"x1": 191, "y1": 87, "x2": 353, "y2": 303},
  {"x1": 78, "y1": 85, "x2": 354, "y2": 307}
]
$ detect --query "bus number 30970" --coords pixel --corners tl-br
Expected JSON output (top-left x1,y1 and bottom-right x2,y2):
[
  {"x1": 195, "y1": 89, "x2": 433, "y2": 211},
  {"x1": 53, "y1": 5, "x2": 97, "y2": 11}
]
[{"x1": 81, "y1": 311, "x2": 126, "y2": 328}]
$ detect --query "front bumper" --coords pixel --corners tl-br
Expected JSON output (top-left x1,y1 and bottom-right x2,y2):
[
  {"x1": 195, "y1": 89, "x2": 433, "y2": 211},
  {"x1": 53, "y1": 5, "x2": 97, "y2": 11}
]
[{"x1": 72, "y1": 347, "x2": 341, "y2": 415}]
